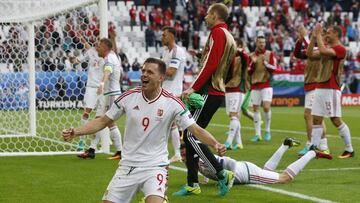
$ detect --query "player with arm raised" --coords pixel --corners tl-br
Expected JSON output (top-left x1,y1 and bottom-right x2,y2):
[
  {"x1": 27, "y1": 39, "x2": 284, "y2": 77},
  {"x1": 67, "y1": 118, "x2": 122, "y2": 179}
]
[
  {"x1": 161, "y1": 26, "x2": 187, "y2": 163},
  {"x1": 62, "y1": 58, "x2": 227, "y2": 203},
  {"x1": 78, "y1": 38, "x2": 123, "y2": 160},
  {"x1": 248, "y1": 35, "x2": 276, "y2": 142},
  {"x1": 293, "y1": 25, "x2": 328, "y2": 156},
  {"x1": 306, "y1": 23, "x2": 354, "y2": 158},
  {"x1": 224, "y1": 38, "x2": 249, "y2": 150}
]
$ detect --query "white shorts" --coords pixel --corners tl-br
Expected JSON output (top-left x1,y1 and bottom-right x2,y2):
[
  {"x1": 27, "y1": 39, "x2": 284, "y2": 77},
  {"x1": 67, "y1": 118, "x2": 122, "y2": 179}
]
[
  {"x1": 225, "y1": 92, "x2": 245, "y2": 114},
  {"x1": 251, "y1": 87, "x2": 273, "y2": 106},
  {"x1": 304, "y1": 90, "x2": 315, "y2": 109},
  {"x1": 103, "y1": 166, "x2": 168, "y2": 203},
  {"x1": 312, "y1": 89, "x2": 342, "y2": 118},
  {"x1": 83, "y1": 87, "x2": 105, "y2": 117},
  {"x1": 246, "y1": 162, "x2": 279, "y2": 184}
]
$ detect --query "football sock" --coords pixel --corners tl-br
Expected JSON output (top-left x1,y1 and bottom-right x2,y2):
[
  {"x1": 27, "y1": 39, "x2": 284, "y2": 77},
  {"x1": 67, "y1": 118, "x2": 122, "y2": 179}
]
[
  {"x1": 234, "y1": 121, "x2": 242, "y2": 146},
  {"x1": 254, "y1": 111, "x2": 261, "y2": 136},
  {"x1": 311, "y1": 125, "x2": 323, "y2": 147},
  {"x1": 90, "y1": 129, "x2": 103, "y2": 150},
  {"x1": 110, "y1": 126, "x2": 122, "y2": 151},
  {"x1": 319, "y1": 138, "x2": 329, "y2": 151},
  {"x1": 286, "y1": 151, "x2": 315, "y2": 179},
  {"x1": 226, "y1": 116, "x2": 240, "y2": 144},
  {"x1": 338, "y1": 123, "x2": 353, "y2": 152},
  {"x1": 264, "y1": 144, "x2": 288, "y2": 171},
  {"x1": 171, "y1": 127, "x2": 181, "y2": 156},
  {"x1": 264, "y1": 110, "x2": 271, "y2": 133}
]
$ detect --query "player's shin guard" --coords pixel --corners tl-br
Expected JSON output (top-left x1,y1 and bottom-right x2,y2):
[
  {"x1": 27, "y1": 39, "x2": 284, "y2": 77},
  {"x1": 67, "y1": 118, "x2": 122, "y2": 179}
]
[
  {"x1": 226, "y1": 116, "x2": 240, "y2": 147},
  {"x1": 264, "y1": 144, "x2": 288, "y2": 171},
  {"x1": 110, "y1": 126, "x2": 122, "y2": 152},
  {"x1": 171, "y1": 127, "x2": 181, "y2": 157},
  {"x1": 311, "y1": 125, "x2": 323, "y2": 147},
  {"x1": 338, "y1": 123, "x2": 354, "y2": 152},
  {"x1": 285, "y1": 151, "x2": 316, "y2": 179}
]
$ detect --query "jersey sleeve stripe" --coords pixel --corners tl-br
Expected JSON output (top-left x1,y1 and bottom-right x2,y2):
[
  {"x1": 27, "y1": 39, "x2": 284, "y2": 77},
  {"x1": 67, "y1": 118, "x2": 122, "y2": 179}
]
[
  {"x1": 114, "y1": 88, "x2": 141, "y2": 103},
  {"x1": 161, "y1": 90, "x2": 186, "y2": 109}
]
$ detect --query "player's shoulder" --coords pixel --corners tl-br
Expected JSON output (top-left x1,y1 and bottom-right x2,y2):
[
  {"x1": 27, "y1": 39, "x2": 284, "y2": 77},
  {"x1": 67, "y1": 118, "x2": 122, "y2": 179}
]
[
  {"x1": 331, "y1": 44, "x2": 346, "y2": 58},
  {"x1": 115, "y1": 87, "x2": 142, "y2": 102},
  {"x1": 106, "y1": 51, "x2": 120, "y2": 63},
  {"x1": 161, "y1": 89, "x2": 186, "y2": 109}
]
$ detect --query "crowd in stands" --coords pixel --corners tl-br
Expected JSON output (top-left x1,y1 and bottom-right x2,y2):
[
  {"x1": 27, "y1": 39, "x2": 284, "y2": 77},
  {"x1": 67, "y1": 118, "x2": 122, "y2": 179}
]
[{"x1": 0, "y1": 0, "x2": 359, "y2": 80}]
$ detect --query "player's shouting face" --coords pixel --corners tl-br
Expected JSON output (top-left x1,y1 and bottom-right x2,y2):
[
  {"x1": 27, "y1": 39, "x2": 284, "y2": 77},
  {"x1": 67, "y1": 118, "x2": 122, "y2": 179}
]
[{"x1": 141, "y1": 62, "x2": 165, "y2": 91}]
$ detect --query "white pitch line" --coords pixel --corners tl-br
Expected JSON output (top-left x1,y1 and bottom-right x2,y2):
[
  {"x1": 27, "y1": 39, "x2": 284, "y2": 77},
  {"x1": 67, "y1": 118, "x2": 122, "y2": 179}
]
[
  {"x1": 169, "y1": 165, "x2": 337, "y2": 203},
  {"x1": 307, "y1": 167, "x2": 360, "y2": 172},
  {"x1": 209, "y1": 123, "x2": 360, "y2": 141}
]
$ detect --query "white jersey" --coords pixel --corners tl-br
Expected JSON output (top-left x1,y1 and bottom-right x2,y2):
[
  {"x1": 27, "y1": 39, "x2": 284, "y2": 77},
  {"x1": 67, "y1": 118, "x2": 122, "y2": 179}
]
[
  {"x1": 85, "y1": 48, "x2": 104, "y2": 88},
  {"x1": 106, "y1": 87, "x2": 195, "y2": 167},
  {"x1": 103, "y1": 51, "x2": 122, "y2": 96},
  {"x1": 161, "y1": 45, "x2": 186, "y2": 96}
]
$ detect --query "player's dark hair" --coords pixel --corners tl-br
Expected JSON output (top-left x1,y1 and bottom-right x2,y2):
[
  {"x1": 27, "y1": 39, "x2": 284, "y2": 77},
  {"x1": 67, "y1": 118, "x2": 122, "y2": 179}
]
[
  {"x1": 144, "y1": 57, "x2": 166, "y2": 75},
  {"x1": 209, "y1": 3, "x2": 229, "y2": 21},
  {"x1": 331, "y1": 25, "x2": 342, "y2": 39},
  {"x1": 99, "y1": 38, "x2": 113, "y2": 50},
  {"x1": 256, "y1": 35, "x2": 266, "y2": 41},
  {"x1": 180, "y1": 143, "x2": 186, "y2": 149},
  {"x1": 162, "y1": 26, "x2": 176, "y2": 39}
]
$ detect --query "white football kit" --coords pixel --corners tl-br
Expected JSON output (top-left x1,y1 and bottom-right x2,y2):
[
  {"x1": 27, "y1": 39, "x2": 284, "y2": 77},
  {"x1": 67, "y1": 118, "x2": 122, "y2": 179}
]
[
  {"x1": 103, "y1": 51, "x2": 122, "y2": 112},
  {"x1": 83, "y1": 48, "x2": 104, "y2": 116},
  {"x1": 251, "y1": 87, "x2": 273, "y2": 106},
  {"x1": 103, "y1": 87, "x2": 195, "y2": 202},
  {"x1": 225, "y1": 92, "x2": 245, "y2": 114},
  {"x1": 304, "y1": 90, "x2": 315, "y2": 109},
  {"x1": 199, "y1": 155, "x2": 280, "y2": 184},
  {"x1": 161, "y1": 45, "x2": 186, "y2": 96}
]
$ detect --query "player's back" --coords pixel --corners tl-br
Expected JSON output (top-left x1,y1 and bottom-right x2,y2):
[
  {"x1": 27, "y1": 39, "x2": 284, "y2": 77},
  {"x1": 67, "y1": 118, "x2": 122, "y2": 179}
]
[
  {"x1": 85, "y1": 48, "x2": 104, "y2": 88},
  {"x1": 104, "y1": 51, "x2": 122, "y2": 95},
  {"x1": 161, "y1": 45, "x2": 186, "y2": 96}
]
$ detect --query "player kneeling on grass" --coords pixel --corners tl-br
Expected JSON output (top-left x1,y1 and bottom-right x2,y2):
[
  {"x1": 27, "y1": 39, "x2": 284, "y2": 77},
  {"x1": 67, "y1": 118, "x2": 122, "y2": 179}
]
[
  {"x1": 62, "y1": 58, "x2": 227, "y2": 203},
  {"x1": 181, "y1": 138, "x2": 332, "y2": 185}
]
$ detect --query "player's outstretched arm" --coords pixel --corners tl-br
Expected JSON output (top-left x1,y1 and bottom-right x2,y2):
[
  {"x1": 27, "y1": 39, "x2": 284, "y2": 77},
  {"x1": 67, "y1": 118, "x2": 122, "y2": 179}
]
[
  {"x1": 62, "y1": 116, "x2": 113, "y2": 141},
  {"x1": 187, "y1": 123, "x2": 226, "y2": 156}
]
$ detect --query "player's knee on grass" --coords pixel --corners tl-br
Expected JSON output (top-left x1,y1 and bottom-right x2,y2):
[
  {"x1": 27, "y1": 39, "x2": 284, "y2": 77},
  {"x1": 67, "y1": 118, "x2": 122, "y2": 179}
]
[{"x1": 145, "y1": 195, "x2": 166, "y2": 203}]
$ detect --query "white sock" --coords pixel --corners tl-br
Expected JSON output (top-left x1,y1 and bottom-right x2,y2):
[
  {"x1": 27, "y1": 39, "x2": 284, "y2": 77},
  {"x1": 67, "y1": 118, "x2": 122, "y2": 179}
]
[
  {"x1": 319, "y1": 138, "x2": 329, "y2": 151},
  {"x1": 171, "y1": 127, "x2": 181, "y2": 156},
  {"x1": 90, "y1": 129, "x2": 104, "y2": 150},
  {"x1": 226, "y1": 116, "x2": 240, "y2": 144},
  {"x1": 234, "y1": 121, "x2": 243, "y2": 145},
  {"x1": 311, "y1": 125, "x2": 323, "y2": 147},
  {"x1": 264, "y1": 110, "x2": 271, "y2": 133},
  {"x1": 221, "y1": 156, "x2": 238, "y2": 171},
  {"x1": 285, "y1": 151, "x2": 315, "y2": 179},
  {"x1": 338, "y1": 123, "x2": 353, "y2": 152},
  {"x1": 110, "y1": 126, "x2": 122, "y2": 151},
  {"x1": 264, "y1": 144, "x2": 288, "y2": 171},
  {"x1": 80, "y1": 117, "x2": 88, "y2": 141},
  {"x1": 254, "y1": 111, "x2": 261, "y2": 136}
]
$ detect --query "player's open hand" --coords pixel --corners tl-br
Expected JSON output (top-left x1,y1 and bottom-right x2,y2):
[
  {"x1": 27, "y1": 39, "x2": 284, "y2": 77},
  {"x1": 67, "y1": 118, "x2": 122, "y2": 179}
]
[
  {"x1": 181, "y1": 88, "x2": 194, "y2": 101},
  {"x1": 62, "y1": 128, "x2": 75, "y2": 142},
  {"x1": 214, "y1": 143, "x2": 226, "y2": 156}
]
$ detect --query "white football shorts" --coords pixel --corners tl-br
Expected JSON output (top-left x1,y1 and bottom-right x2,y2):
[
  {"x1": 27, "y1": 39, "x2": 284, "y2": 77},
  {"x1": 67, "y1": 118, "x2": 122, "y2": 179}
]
[
  {"x1": 251, "y1": 87, "x2": 273, "y2": 106},
  {"x1": 225, "y1": 92, "x2": 245, "y2": 114},
  {"x1": 103, "y1": 165, "x2": 168, "y2": 203},
  {"x1": 304, "y1": 90, "x2": 315, "y2": 109},
  {"x1": 83, "y1": 87, "x2": 105, "y2": 117},
  {"x1": 311, "y1": 88, "x2": 342, "y2": 118}
]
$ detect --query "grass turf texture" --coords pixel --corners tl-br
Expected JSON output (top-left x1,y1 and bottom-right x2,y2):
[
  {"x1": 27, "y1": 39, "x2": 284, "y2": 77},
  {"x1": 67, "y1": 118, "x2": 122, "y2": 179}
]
[{"x1": 0, "y1": 106, "x2": 359, "y2": 202}]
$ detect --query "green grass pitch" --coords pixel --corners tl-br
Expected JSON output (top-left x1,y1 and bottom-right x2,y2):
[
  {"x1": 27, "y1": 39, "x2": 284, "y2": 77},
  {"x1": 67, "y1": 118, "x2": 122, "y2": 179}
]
[{"x1": 0, "y1": 106, "x2": 359, "y2": 203}]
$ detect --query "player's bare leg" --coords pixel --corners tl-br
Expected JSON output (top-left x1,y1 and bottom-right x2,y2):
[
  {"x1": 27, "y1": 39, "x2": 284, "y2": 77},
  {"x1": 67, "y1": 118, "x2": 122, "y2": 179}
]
[
  {"x1": 145, "y1": 195, "x2": 167, "y2": 203},
  {"x1": 263, "y1": 101, "x2": 271, "y2": 141},
  {"x1": 250, "y1": 105, "x2": 262, "y2": 142},
  {"x1": 330, "y1": 117, "x2": 354, "y2": 158}
]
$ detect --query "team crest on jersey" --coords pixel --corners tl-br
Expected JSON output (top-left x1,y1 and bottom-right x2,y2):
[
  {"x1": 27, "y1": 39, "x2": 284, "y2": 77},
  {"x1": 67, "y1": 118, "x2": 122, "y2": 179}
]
[{"x1": 156, "y1": 108, "x2": 164, "y2": 121}]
